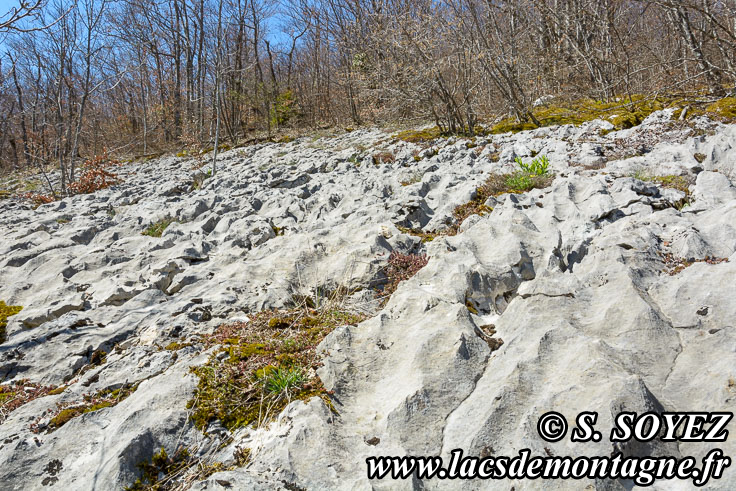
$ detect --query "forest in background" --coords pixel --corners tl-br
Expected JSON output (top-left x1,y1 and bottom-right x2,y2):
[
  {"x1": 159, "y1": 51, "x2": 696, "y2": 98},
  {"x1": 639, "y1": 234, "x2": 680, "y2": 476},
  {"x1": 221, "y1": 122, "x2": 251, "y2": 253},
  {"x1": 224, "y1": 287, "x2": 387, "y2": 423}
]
[{"x1": 1, "y1": 0, "x2": 735, "y2": 189}]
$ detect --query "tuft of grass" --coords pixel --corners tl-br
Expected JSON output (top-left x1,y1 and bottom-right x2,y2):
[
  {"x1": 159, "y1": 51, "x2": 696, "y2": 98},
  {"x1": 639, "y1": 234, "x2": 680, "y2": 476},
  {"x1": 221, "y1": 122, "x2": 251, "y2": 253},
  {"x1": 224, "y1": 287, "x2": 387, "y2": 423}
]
[
  {"x1": 263, "y1": 367, "x2": 307, "y2": 395},
  {"x1": 124, "y1": 447, "x2": 191, "y2": 491},
  {"x1": 647, "y1": 175, "x2": 690, "y2": 194},
  {"x1": 632, "y1": 172, "x2": 693, "y2": 208},
  {"x1": 142, "y1": 218, "x2": 176, "y2": 237},
  {"x1": 124, "y1": 445, "x2": 228, "y2": 491},
  {"x1": 504, "y1": 174, "x2": 537, "y2": 192}
]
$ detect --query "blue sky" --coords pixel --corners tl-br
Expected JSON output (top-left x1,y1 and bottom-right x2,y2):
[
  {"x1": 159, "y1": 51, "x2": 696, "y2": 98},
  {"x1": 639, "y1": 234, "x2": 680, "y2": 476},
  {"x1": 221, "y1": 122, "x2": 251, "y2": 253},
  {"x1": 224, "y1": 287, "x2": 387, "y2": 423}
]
[
  {"x1": 1, "y1": 1, "x2": 20, "y2": 18},
  {"x1": 1, "y1": 0, "x2": 293, "y2": 47}
]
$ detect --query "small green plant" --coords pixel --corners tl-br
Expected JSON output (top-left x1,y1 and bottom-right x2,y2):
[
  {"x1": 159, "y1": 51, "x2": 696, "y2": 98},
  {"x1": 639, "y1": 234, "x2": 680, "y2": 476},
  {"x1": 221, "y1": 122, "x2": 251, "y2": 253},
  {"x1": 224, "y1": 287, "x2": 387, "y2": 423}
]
[
  {"x1": 142, "y1": 218, "x2": 175, "y2": 237},
  {"x1": 515, "y1": 155, "x2": 549, "y2": 176},
  {"x1": 263, "y1": 367, "x2": 306, "y2": 396},
  {"x1": 505, "y1": 173, "x2": 535, "y2": 192}
]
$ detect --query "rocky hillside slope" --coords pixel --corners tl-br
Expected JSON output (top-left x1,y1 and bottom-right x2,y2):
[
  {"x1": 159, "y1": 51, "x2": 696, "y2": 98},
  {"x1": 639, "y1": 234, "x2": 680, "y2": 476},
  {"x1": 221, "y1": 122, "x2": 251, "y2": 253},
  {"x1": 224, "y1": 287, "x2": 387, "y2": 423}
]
[{"x1": 1, "y1": 110, "x2": 736, "y2": 490}]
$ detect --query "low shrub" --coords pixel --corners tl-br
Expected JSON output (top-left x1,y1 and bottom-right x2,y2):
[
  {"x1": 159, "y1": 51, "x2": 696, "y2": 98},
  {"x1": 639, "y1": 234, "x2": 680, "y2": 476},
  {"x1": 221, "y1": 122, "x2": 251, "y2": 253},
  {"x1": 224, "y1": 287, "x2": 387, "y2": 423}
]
[
  {"x1": 380, "y1": 251, "x2": 429, "y2": 297},
  {"x1": 372, "y1": 151, "x2": 396, "y2": 165},
  {"x1": 68, "y1": 152, "x2": 121, "y2": 194},
  {"x1": 18, "y1": 192, "x2": 55, "y2": 206},
  {"x1": 0, "y1": 380, "x2": 56, "y2": 424}
]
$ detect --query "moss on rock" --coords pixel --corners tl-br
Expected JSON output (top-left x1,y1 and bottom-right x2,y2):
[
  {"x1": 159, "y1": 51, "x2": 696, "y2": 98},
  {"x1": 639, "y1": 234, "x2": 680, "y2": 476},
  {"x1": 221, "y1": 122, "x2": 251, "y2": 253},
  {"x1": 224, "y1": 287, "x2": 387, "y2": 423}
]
[
  {"x1": 491, "y1": 96, "x2": 672, "y2": 134},
  {"x1": 46, "y1": 384, "x2": 138, "y2": 431},
  {"x1": 0, "y1": 300, "x2": 22, "y2": 344},
  {"x1": 187, "y1": 307, "x2": 366, "y2": 432},
  {"x1": 705, "y1": 97, "x2": 736, "y2": 119}
]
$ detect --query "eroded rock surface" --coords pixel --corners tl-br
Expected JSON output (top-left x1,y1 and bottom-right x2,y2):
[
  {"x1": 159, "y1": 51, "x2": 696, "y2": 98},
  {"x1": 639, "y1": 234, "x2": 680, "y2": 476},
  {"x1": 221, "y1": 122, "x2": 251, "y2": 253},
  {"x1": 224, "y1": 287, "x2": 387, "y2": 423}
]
[{"x1": 1, "y1": 112, "x2": 735, "y2": 489}]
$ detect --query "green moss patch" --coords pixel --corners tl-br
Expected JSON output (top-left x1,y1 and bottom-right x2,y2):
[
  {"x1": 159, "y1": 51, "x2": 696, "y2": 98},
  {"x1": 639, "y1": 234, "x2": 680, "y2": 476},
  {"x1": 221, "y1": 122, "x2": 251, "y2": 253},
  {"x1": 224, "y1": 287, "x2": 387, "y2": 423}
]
[
  {"x1": 705, "y1": 97, "x2": 736, "y2": 119},
  {"x1": 491, "y1": 96, "x2": 674, "y2": 134},
  {"x1": 394, "y1": 126, "x2": 487, "y2": 143},
  {"x1": 0, "y1": 300, "x2": 22, "y2": 344},
  {"x1": 672, "y1": 96, "x2": 736, "y2": 123},
  {"x1": 394, "y1": 127, "x2": 444, "y2": 143},
  {"x1": 396, "y1": 226, "x2": 440, "y2": 243},
  {"x1": 164, "y1": 342, "x2": 192, "y2": 351},
  {"x1": 187, "y1": 307, "x2": 367, "y2": 432},
  {"x1": 45, "y1": 384, "x2": 138, "y2": 431}
]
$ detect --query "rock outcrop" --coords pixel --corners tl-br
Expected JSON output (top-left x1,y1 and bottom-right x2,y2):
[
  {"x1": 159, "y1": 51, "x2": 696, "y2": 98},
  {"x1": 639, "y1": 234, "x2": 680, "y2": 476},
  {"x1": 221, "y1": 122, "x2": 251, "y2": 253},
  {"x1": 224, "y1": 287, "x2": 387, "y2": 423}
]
[{"x1": 1, "y1": 111, "x2": 735, "y2": 489}]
